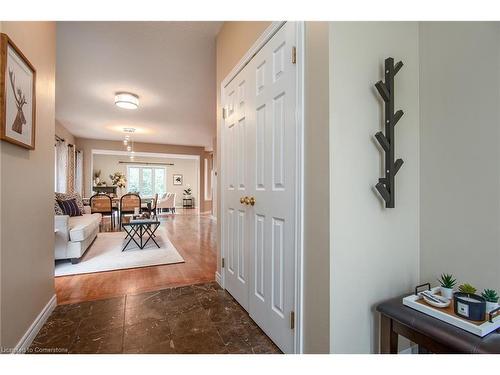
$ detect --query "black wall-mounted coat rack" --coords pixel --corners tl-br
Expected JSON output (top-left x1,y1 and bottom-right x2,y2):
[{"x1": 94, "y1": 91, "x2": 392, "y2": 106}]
[{"x1": 374, "y1": 57, "x2": 404, "y2": 208}]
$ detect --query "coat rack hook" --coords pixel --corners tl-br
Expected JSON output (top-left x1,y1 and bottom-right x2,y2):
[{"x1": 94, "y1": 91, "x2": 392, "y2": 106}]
[
  {"x1": 375, "y1": 81, "x2": 390, "y2": 102},
  {"x1": 374, "y1": 57, "x2": 404, "y2": 208}
]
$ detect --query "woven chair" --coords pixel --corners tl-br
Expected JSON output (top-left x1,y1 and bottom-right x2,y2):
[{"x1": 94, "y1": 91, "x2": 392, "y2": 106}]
[
  {"x1": 119, "y1": 193, "x2": 141, "y2": 226},
  {"x1": 90, "y1": 194, "x2": 115, "y2": 228}
]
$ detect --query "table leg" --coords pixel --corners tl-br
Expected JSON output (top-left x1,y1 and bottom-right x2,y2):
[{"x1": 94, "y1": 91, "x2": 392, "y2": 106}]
[
  {"x1": 142, "y1": 223, "x2": 160, "y2": 249},
  {"x1": 380, "y1": 314, "x2": 398, "y2": 354}
]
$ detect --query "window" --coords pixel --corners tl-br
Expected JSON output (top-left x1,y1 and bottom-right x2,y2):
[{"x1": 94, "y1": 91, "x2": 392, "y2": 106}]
[{"x1": 126, "y1": 166, "x2": 166, "y2": 197}]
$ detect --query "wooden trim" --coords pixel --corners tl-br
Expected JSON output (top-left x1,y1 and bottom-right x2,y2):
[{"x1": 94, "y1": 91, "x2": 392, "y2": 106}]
[{"x1": 0, "y1": 33, "x2": 37, "y2": 150}]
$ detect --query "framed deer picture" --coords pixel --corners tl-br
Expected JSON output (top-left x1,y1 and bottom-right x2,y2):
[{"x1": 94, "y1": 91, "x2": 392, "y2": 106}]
[{"x1": 0, "y1": 33, "x2": 36, "y2": 150}]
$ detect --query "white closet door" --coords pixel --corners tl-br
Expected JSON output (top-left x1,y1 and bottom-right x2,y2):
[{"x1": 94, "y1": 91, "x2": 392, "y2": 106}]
[
  {"x1": 246, "y1": 22, "x2": 296, "y2": 354},
  {"x1": 222, "y1": 66, "x2": 251, "y2": 309},
  {"x1": 222, "y1": 22, "x2": 297, "y2": 353}
]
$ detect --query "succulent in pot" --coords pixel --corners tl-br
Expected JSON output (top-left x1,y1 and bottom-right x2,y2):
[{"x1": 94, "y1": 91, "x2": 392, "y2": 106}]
[
  {"x1": 458, "y1": 283, "x2": 477, "y2": 295},
  {"x1": 481, "y1": 289, "x2": 499, "y2": 313},
  {"x1": 438, "y1": 273, "x2": 456, "y2": 299}
]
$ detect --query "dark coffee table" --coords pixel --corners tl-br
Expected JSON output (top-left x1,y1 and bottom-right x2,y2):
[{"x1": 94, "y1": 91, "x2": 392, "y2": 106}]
[{"x1": 121, "y1": 219, "x2": 161, "y2": 251}]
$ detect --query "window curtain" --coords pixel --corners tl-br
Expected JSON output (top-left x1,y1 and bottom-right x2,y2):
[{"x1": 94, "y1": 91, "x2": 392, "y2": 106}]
[
  {"x1": 55, "y1": 139, "x2": 68, "y2": 193},
  {"x1": 67, "y1": 145, "x2": 75, "y2": 193},
  {"x1": 75, "y1": 150, "x2": 83, "y2": 196}
]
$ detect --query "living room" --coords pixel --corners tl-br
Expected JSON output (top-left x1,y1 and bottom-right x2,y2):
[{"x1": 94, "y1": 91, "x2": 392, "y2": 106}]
[{"x1": 52, "y1": 22, "x2": 219, "y2": 303}]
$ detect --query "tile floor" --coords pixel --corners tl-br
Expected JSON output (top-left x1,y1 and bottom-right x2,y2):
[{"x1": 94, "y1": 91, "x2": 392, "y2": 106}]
[{"x1": 29, "y1": 282, "x2": 281, "y2": 354}]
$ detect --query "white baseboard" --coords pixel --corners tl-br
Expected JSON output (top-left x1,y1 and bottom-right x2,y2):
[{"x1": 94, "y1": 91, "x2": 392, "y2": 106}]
[
  {"x1": 13, "y1": 294, "x2": 57, "y2": 354},
  {"x1": 215, "y1": 271, "x2": 223, "y2": 288}
]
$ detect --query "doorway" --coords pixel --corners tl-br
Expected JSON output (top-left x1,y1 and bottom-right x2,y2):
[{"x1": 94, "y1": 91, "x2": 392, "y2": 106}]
[{"x1": 220, "y1": 21, "x2": 304, "y2": 354}]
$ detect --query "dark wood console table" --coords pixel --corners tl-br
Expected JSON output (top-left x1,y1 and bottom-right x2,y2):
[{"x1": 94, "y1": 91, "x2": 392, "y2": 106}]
[
  {"x1": 377, "y1": 296, "x2": 500, "y2": 354},
  {"x1": 93, "y1": 185, "x2": 117, "y2": 195}
]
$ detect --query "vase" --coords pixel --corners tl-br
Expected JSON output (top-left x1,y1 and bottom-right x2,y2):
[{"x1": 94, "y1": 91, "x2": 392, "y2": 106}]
[{"x1": 441, "y1": 287, "x2": 454, "y2": 299}]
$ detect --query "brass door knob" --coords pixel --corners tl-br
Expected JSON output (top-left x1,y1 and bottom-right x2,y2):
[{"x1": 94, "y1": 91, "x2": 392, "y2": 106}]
[
  {"x1": 240, "y1": 197, "x2": 246, "y2": 204},
  {"x1": 244, "y1": 196, "x2": 251, "y2": 205},
  {"x1": 249, "y1": 197, "x2": 256, "y2": 206}
]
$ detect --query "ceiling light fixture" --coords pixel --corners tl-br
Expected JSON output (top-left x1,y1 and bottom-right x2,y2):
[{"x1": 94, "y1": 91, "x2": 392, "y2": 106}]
[{"x1": 115, "y1": 92, "x2": 139, "y2": 110}]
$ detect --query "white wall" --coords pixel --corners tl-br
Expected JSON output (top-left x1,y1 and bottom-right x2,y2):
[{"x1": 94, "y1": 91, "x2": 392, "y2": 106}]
[
  {"x1": 419, "y1": 22, "x2": 500, "y2": 292},
  {"x1": 92, "y1": 154, "x2": 199, "y2": 207},
  {"x1": 329, "y1": 22, "x2": 420, "y2": 353}
]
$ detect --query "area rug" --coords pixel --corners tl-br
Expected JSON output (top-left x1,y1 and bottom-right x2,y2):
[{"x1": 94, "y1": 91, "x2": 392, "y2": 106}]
[{"x1": 55, "y1": 229, "x2": 184, "y2": 277}]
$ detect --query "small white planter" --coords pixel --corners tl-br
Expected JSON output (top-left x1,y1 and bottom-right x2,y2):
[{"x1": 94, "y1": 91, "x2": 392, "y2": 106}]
[
  {"x1": 441, "y1": 287, "x2": 454, "y2": 299},
  {"x1": 486, "y1": 301, "x2": 498, "y2": 314}
]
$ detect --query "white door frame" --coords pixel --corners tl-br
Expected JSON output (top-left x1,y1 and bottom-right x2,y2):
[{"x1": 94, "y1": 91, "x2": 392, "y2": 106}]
[{"x1": 219, "y1": 21, "x2": 305, "y2": 354}]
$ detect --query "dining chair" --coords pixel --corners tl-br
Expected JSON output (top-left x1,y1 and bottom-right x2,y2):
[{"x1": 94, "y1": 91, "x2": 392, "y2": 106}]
[
  {"x1": 90, "y1": 194, "x2": 114, "y2": 229},
  {"x1": 119, "y1": 193, "x2": 141, "y2": 226}
]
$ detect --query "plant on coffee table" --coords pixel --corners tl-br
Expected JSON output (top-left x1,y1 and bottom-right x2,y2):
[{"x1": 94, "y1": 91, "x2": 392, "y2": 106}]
[
  {"x1": 438, "y1": 273, "x2": 456, "y2": 299},
  {"x1": 482, "y1": 289, "x2": 499, "y2": 313},
  {"x1": 458, "y1": 283, "x2": 477, "y2": 295}
]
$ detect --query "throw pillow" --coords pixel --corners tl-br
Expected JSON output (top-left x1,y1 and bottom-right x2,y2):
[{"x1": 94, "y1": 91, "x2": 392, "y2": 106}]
[
  {"x1": 57, "y1": 198, "x2": 82, "y2": 217},
  {"x1": 55, "y1": 192, "x2": 84, "y2": 213},
  {"x1": 54, "y1": 200, "x2": 64, "y2": 215}
]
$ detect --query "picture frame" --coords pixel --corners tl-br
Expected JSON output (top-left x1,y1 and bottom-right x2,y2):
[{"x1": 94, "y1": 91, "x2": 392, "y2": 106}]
[
  {"x1": 0, "y1": 33, "x2": 36, "y2": 150},
  {"x1": 173, "y1": 174, "x2": 183, "y2": 185}
]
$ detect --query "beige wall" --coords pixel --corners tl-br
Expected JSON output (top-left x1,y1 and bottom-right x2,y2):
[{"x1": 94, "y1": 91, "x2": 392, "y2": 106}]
[
  {"x1": 303, "y1": 22, "x2": 330, "y2": 353},
  {"x1": 0, "y1": 22, "x2": 56, "y2": 350},
  {"x1": 419, "y1": 22, "x2": 500, "y2": 293},
  {"x1": 75, "y1": 138, "x2": 211, "y2": 211},
  {"x1": 329, "y1": 22, "x2": 420, "y2": 353},
  {"x1": 215, "y1": 21, "x2": 271, "y2": 278},
  {"x1": 93, "y1": 154, "x2": 198, "y2": 207},
  {"x1": 55, "y1": 119, "x2": 75, "y2": 145}
]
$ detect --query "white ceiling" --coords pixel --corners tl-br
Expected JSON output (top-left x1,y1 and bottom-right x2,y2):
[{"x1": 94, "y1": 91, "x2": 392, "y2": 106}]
[{"x1": 56, "y1": 22, "x2": 222, "y2": 149}]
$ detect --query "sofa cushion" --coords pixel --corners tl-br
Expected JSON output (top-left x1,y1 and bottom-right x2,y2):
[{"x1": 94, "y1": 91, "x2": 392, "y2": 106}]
[
  {"x1": 58, "y1": 198, "x2": 82, "y2": 217},
  {"x1": 68, "y1": 213, "x2": 102, "y2": 242},
  {"x1": 54, "y1": 200, "x2": 64, "y2": 215},
  {"x1": 55, "y1": 192, "x2": 85, "y2": 214}
]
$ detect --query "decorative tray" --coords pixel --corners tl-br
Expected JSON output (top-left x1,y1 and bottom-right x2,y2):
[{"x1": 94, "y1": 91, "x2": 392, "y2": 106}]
[{"x1": 402, "y1": 284, "x2": 500, "y2": 337}]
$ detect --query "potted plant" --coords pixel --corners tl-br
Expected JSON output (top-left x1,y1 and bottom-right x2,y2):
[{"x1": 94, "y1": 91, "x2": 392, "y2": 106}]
[
  {"x1": 438, "y1": 273, "x2": 456, "y2": 299},
  {"x1": 481, "y1": 289, "x2": 499, "y2": 313},
  {"x1": 183, "y1": 185, "x2": 192, "y2": 198},
  {"x1": 458, "y1": 283, "x2": 477, "y2": 295}
]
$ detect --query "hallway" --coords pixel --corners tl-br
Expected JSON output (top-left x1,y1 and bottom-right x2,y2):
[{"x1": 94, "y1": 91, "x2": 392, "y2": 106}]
[{"x1": 30, "y1": 282, "x2": 281, "y2": 354}]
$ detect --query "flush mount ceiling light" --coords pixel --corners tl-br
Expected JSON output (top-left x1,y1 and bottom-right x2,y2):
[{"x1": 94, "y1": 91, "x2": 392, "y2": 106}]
[{"x1": 115, "y1": 92, "x2": 139, "y2": 110}]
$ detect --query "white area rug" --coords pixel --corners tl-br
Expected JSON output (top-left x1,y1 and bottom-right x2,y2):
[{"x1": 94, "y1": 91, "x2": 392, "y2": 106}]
[{"x1": 55, "y1": 229, "x2": 184, "y2": 277}]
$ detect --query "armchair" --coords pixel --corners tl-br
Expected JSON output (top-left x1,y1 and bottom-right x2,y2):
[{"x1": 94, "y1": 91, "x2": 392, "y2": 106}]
[{"x1": 157, "y1": 192, "x2": 176, "y2": 214}]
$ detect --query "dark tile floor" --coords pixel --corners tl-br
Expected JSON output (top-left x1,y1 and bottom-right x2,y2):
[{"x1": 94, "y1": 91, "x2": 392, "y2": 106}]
[{"x1": 29, "y1": 282, "x2": 281, "y2": 354}]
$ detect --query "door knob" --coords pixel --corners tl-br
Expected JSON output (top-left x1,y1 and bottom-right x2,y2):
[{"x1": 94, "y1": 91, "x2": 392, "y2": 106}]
[
  {"x1": 249, "y1": 197, "x2": 256, "y2": 206},
  {"x1": 240, "y1": 197, "x2": 246, "y2": 204},
  {"x1": 244, "y1": 196, "x2": 251, "y2": 205}
]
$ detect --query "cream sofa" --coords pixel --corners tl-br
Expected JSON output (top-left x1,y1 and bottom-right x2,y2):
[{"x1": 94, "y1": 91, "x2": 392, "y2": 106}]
[{"x1": 55, "y1": 206, "x2": 101, "y2": 263}]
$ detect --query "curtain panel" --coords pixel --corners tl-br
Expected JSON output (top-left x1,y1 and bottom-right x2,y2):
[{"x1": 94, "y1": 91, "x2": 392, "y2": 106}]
[
  {"x1": 55, "y1": 140, "x2": 68, "y2": 193},
  {"x1": 67, "y1": 145, "x2": 75, "y2": 193}
]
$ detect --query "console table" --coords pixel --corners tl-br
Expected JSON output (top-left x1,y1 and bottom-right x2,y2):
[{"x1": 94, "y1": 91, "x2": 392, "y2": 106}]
[
  {"x1": 93, "y1": 186, "x2": 117, "y2": 195},
  {"x1": 377, "y1": 296, "x2": 500, "y2": 354},
  {"x1": 183, "y1": 197, "x2": 194, "y2": 208}
]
